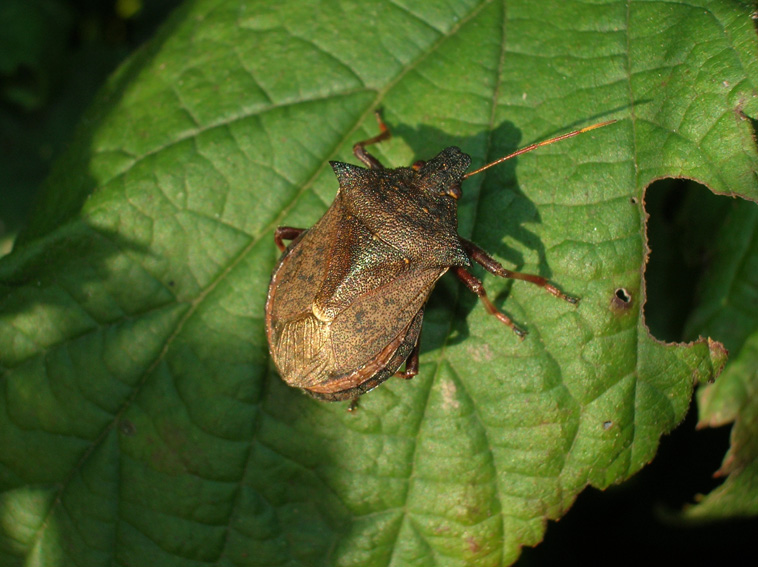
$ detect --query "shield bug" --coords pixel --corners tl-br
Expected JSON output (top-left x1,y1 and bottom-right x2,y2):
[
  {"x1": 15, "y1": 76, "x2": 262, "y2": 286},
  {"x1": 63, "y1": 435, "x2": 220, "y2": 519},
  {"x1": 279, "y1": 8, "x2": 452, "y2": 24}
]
[{"x1": 265, "y1": 113, "x2": 614, "y2": 402}]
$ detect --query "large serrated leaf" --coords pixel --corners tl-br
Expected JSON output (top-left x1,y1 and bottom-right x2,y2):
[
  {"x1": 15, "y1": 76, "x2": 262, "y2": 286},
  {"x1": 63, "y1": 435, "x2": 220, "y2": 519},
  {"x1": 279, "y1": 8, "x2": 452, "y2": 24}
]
[{"x1": 1, "y1": 1, "x2": 755, "y2": 565}]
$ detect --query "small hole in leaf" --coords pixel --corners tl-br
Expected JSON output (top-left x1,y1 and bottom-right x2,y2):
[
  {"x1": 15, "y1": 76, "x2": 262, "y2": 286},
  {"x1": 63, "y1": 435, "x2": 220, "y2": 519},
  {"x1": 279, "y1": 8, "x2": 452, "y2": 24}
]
[
  {"x1": 630, "y1": 196, "x2": 638, "y2": 204},
  {"x1": 610, "y1": 287, "x2": 633, "y2": 312},
  {"x1": 616, "y1": 288, "x2": 631, "y2": 302}
]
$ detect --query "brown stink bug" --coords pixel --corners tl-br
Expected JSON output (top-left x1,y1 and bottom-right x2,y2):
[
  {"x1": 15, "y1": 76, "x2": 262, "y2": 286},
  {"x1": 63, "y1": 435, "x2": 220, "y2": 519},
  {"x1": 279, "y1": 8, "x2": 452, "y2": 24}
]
[{"x1": 265, "y1": 113, "x2": 614, "y2": 402}]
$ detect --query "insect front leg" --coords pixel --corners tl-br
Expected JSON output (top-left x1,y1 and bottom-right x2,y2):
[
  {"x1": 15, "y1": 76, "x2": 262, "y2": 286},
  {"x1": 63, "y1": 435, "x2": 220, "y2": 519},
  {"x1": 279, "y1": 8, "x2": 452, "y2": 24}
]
[
  {"x1": 461, "y1": 238, "x2": 579, "y2": 304},
  {"x1": 274, "y1": 226, "x2": 306, "y2": 252},
  {"x1": 453, "y1": 267, "x2": 527, "y2": 338},
  {"x1": 353, "y1": 110, "x2": 391, "y2": 170}
]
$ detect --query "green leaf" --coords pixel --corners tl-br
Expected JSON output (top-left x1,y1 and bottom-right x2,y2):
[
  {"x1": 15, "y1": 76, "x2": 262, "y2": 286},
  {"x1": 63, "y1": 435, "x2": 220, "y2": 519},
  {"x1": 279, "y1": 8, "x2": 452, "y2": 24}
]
[{"x1": 1, "y1": 0, "x2": 753, "y2": 565}]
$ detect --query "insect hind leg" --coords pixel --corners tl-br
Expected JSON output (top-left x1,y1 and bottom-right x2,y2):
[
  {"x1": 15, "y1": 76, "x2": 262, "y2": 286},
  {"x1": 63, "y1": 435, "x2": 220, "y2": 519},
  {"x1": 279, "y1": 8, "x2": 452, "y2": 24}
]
[
  {"x1": 394, "y1": 339, "x2": 420, "y2": 380},
  {"x1": 274, "y1": 226, "x2": 305, "y2": 252}
]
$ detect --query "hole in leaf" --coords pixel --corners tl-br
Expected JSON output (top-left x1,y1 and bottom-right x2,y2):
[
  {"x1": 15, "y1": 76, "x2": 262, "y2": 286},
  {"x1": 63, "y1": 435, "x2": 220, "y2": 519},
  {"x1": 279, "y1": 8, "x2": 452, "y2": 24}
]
[
  {"x1": 643, "y1": 178, "x2": 731, "y2": 342},
  {"x1": 610, "y1": 287, "x2": 633, "y2": 313},
  {"x1": 615, "y1": 288, "x2": 631, "y2": 302}
]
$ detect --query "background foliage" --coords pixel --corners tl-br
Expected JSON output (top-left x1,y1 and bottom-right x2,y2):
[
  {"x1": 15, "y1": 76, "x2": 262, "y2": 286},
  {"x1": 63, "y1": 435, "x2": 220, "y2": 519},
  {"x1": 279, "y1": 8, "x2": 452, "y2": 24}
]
[{"x1": 1, "y1": 0, "x2": 757, "y2": 565}]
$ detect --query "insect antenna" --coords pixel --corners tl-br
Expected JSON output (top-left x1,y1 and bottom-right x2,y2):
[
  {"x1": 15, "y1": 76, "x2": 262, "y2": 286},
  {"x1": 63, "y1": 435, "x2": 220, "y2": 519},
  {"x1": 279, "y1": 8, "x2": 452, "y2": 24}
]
[{"x1": 462, "y1": 119, "x2": 616, "y2": 179}]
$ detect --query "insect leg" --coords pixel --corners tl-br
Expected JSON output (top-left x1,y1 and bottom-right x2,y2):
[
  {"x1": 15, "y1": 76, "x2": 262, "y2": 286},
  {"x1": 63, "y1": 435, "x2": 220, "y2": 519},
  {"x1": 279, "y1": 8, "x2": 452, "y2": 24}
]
[
  {"x1": 274, "y1": 226, "x2": 305, "y2": 252},
  {"x1": 461, "y1": 238, "x2": 579, "y2": 304},
  {"x1": 453, "y1": 266, "x2": 526, "y2": 338},
  {"x1": 394, "y1": 339, "x2": 420, "y2": 380},
  {"x1": 353, "y1": 110, "x2": 391, "y2": 170}
]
